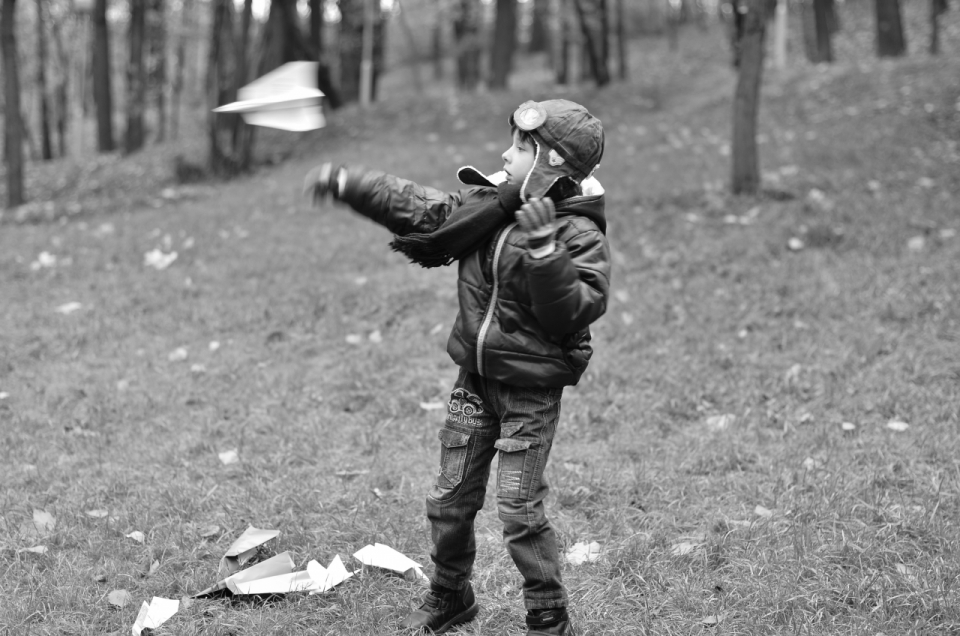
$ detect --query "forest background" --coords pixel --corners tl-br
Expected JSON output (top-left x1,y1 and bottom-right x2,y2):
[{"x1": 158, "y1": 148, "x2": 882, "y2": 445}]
[{"x1": 2, "y1": 0, "x2": 960, "y2": 634}]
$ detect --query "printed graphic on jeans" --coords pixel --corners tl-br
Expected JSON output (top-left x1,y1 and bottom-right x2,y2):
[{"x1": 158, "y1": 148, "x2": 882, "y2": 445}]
[{"x1": 447, "y1": 388, "x2": 487, "y2": 427}]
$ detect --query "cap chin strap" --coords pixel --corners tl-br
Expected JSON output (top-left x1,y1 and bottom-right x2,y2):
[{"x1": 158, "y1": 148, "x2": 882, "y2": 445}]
[{"x1": 519, "y1": 140, "x2": 541, "y2": 201}]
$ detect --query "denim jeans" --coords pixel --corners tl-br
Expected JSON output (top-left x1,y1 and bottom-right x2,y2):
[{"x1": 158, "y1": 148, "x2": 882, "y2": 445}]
[{"x1": 425, "y1": 368, "x2": 567, "y2": 610}]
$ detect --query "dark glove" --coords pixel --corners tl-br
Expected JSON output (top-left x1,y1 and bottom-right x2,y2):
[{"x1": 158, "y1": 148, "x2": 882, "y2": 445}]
[
  {"x1": 303, "y1": 163, "x2": 344, "y2": 205},
  {"x1": 515, "y1": 197, "x2": 558, "y2": 252}
]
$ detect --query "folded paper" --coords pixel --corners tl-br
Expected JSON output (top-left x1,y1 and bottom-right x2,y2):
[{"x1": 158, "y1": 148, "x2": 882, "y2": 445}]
[
  {"x1": 353, "y1": 543, "x2": 427, "y2": 580},
  {"x1": 131, "y1": 597, "x2": 178, "y2": 635},
  {"x1": 219, "y1": 526, "x2": 280, "y2": 576},
  {"x1": 212, "y1": 62, "x2": 326, "y2": 132},
  {"x1": 307, "y1": 555, "x2": 356, "y2": 594}
]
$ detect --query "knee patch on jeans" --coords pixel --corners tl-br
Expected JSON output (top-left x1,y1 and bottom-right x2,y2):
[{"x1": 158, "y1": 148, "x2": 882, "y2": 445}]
[{"x1": 495, "y1": 438, "x2": 533, "y2": 499}]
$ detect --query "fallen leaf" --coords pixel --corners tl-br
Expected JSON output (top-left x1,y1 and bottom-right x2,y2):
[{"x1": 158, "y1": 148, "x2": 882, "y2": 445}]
[
  {"x1": 345, "y1": 334, "x2": 362, "y2": 345},
  {"x1": 429, "y1": 323, "x2": 444, "y2": 335},
  {"x1": 85, "y1": 509, "x2": 109, "y2": 519},
  {"x1": 218, "y1": 449, "x2": 240, "y2": 465},
  {"x1": 886, "y1": 420, "x2": 909, "y2": 432},
  {"x1": 564, "y1": 541, "x2": 602, "y2": 565},
  {"x1": 670, "y1": 542, "x2": 703, "y2": 556},
  {"x1": 17, "y1": 545, "x2": 48, "y2": 555},
  {"x1": 706, "y1": 414, "x2": 735, "y2": 430},
  {"x1": 787, "y1": 237, "x2": 805, "y2": 251},
  {"x1": 33, "y1": 509, "x2": 56, "y2": 533},
  {"x1": 754, "y1": 505, "x2": 773, "y2": 518},
  {"x1": 335, "y1": 469, "x2": 370, "y2": 480},
  {"x1": 841, "y1": 421, "x2": 857, "y2": 432},
  {"x1": 144, "y1": 249, "x2": 178, "y2": 270},
  {"x1": 108, "y1": 589, "x2": 132, "y2": 608},
  {"x1": 907, "y1": 236, "x2": 925, "y2": 251},
  {"x1": 614, "y1": 290, "x2": 629, "y2": 303},
  {"x1": 0, "y1": 391, "x2": 9, "y2": 400},
  {"x1": 209, "y1": 341, "x2": 221, "y2": 352},
  {"x1": 701, "y1": 613, "x2": 726, "y2": 626},
  {"x1": 168, "y1": 347, "x2": 188, "y2": 362},
  {"x1": 148, "y1": 560, "x2": 160, "y2": 576},
  {"x1": 55, "y1": 302, "x2": 83, "y2": 315},
  {"x1": 621, "y1": 312, "x2": 634, "y2": 326},
  {"x1": 802, "y1": 457, "x2": 818, "y2": 471},
  {"x1": 126, "y1": 531, "x2": 146, "y2": 543},
  {"x1": 419, "y1": 401, "x2": 446, "y2": 411},
  {"x1": 199, "y1": 524, "x2": 221, "y2": 538},
  {"x1": 368, "y1": 330, "x2": 383, "y2": 343}
]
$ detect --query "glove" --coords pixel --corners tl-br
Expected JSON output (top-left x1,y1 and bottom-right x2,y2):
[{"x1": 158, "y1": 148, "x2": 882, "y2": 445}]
[
  {"x1": 515, "y1": 197, "x2": 558, "y2": 254},
  {"x1": 303, "y1": 163, "x2": 344, "y2": 205}
]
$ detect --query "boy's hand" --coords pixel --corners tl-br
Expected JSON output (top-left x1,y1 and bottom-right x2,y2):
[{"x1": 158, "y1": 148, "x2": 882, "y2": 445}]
[
  {"x1": 303, "y1": 163, "x2": 341, "y2": 205},
  {"x1": 516, "y1": 197, "x2": 557, "y2": 254}
]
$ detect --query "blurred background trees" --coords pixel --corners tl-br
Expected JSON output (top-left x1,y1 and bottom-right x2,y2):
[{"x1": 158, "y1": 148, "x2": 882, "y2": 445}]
[{"x1": 1, "y1": 0, "x2": 957, "y2": 208}]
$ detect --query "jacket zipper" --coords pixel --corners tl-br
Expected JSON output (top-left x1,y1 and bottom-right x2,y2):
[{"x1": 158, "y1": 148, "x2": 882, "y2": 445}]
[{"x1": 476, "y1": 222, "x2": 517, "y2": 377}]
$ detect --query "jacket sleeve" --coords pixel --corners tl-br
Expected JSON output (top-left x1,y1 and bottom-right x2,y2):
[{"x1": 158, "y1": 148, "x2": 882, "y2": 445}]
[
  {"x1": 337, "y1": 164, "x2": 466, "y2": 236},
  {"x1": 523, "y1": 223, "x2": 611, "y2": 334}
]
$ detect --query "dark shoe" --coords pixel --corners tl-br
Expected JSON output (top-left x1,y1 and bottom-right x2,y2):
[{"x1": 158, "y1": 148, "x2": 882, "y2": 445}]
[
  {"x1": 526, "y1": 607, "x2": 570, "y2": 636},
  {"x1": 399, "y1": 583, "x2": 480, "y2": 634}
]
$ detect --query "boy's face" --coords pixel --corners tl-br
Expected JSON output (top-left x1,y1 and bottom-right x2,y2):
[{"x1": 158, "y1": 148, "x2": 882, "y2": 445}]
[{"x1": 502, "y1": 130, "x2": 536, "y2": 185}]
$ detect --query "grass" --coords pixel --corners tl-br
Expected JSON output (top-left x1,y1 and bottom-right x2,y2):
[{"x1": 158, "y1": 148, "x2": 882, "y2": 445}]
[{"x1": 2, "y1": 10, "x2": 960, "y2": 636}]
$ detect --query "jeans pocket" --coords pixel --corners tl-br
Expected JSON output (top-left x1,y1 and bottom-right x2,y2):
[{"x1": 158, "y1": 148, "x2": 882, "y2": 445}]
[
  {"x1": 494, "y1": 438, "x2": 534, "y2": 498},
  {"x1": 437, "y1": 429, "x2": 471, "y2": 490}
]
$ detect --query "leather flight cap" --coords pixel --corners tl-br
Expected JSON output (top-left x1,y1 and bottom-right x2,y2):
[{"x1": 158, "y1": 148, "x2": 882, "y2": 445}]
[{"x1": 509, "y1": 100, "x2": 603, "y2": 180}]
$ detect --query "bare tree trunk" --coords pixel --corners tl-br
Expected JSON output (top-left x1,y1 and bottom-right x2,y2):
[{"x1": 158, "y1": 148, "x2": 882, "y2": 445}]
[
  {"x1": 875, "y1": 0, "x2": 906, "y2": 57},
  {"x1": 929, "y1": 0, "x2": 948, "y2": 55},
  {"x1": 2, "y1": 0, "x2": 25, "y2": 207},
  {"x1": 432, "y1": 1, "x2": 444, "y2": 80},
  {"x1": 34, "y1": 0, "x2": 53, "y2": 160},
  {"x1": 453, "y1": 0, "x2": 481, "y2": 91},
  {"x1": 170, "y1": 0, "x2": 191, "y2": 139},
  {"x1": 92, "y1": 0, "x2": 115, "y2": 152},
  {"x1": 489, "y1": 0, "x2": 517, "y2": 89},
  {"x1": 207, "y1": 0, "x2": 239, "y2": 176},
  {"x1": 571, "y1": 0, "x2": 610, "y2": 86},
  {"x1": 812, "y1": 0, "x2": 834, "y2": 62},
  {"x1": 615, "y1": 0, "x2": 626, "y2": 80},
  {"x1": 309, "y1": 0, "x2": 322, "y2": 53},
  {"x1": 731, "y1": 0, "x2": 766, "y2": 195},
  {"x1": 147, "y1": 0, "x2": 166, "y2": 142},
  {"x1": 234, "y1": 0, "x2": 254, "y2": 170},
  {"x1": 555, "y1": 0, "x2": 569, "y2": 84},
  {"x1": 48, "y1": 7, "x2": 70, "y2": 156},
  {"x1": 529, "y1": 0, "x2": 549, "y2": 52},
  {"x1": 125, "y1": 0, "x2": 146, "y2": 153}
]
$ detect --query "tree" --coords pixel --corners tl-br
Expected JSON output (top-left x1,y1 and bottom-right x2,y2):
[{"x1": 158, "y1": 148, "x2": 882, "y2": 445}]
[
  {"x1": 874, "y1": 0, "x2": 906, "y2": 57},
  {"x1": 528, "y1": 0, "x2": 549, "y2": 53},
  {"x1": 453, "y1": 0, "x2": 481, "y2": 91},
  {"x1": 929, "y1": 0, "x2": 949, "y2": 55},
  {"x1": 207, "y1": 0, "x2": 241, "y2": 175},
  {"x1": 47, "y1": 5, "x2": 71, "y2": 156},
  {"x1": 2, "y1": 0, "x2": 25, "y2": 207},
  {"x1": 614, "y1": 0, "x2": 626, "y2": 80},
  {"x1": 92, "y1": 0, "x2": 115, "y2": 151},
  {"x1": 125, "y1": 0, "x2": 146, "y2": 153},
  {"x1": 170, "y1": 0, "x2": 191, "y2": 139},
  {"x1": 489, "y1": 0, "x2": 518, "y2": 89},
  {"x1": 147, "y1": 0, "x2": 166, "y2": 141},
  {"x1": 338, "y1": 0, "x2": 385, "y2": 103},
  {"x1": 35, "y1": 0, "x2": 54, "y2": 160},
  {"x1": 571, "y1": 0, "x2": 610, "y2": 86},
  {"x1": 731, "y1": 0, "x2": 766, "y2": 195},
  {"x1": 802, "y1": 0, "x2": 835, "y2": 63}
]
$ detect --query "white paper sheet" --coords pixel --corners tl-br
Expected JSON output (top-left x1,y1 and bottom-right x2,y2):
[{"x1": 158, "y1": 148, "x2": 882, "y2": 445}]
[
  {"x1": 131, "y1": 597, "x2": 179, "y2": 635},
  {"x1": 196, "y1": 551, "x2": 294, "y2": 597},
  {"x1": 212, "y1": 62, "x2": 326, "y2": 132},
  {"x1": 227, "y1": 569, "x2": 314, "y2": 595}
]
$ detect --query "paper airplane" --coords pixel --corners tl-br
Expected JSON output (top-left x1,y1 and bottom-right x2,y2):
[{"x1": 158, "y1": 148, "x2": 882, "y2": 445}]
[
  {"x1": 353, "y1": 543, "x2": 428, "y2": 580},
  {"x1": 218, "y1": 526, "x2": 280, "y2": 576},
  {"x1": 196, "y1": 551, "x2": 295, "y2": 597},
  {"x1": 131, "y1": 597, "x2": 178, "y2": 636},
  {"x1": 213, "y1": 62, "x2": 325, "y2": 132},
  {"x1": 307, "y1": 555, "x2": 357, "y2": 594}
]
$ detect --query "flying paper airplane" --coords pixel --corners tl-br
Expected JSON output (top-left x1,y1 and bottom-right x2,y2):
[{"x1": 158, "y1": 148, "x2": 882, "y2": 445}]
[{"x1": 213, "y1": 62, "x2": 326, "y2": 132}]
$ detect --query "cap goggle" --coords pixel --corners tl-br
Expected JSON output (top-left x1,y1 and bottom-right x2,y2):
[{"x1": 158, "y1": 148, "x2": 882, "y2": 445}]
[{"x1": 512, "y1": 101, "x2": 547, "y2": 131}]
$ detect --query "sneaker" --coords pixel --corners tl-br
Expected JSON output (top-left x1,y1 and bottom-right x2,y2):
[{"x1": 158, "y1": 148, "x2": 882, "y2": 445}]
[
  {"x1": 525, "y1": 607, "x2": 570, "y2": 636},
  {"x1": 399, "y1": 582, "x2": 480, "y2": 634}
]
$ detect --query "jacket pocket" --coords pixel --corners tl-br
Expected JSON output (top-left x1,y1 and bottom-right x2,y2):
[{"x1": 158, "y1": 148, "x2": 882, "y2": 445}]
[{"x1": 437, "y1": 429, "x2": 471, "y2": 490}]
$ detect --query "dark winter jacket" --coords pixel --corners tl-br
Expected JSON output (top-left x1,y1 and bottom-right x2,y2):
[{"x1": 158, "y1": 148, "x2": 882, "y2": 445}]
[{"x1": 338, "y1": 166, "x2": 611, "y2": 389}]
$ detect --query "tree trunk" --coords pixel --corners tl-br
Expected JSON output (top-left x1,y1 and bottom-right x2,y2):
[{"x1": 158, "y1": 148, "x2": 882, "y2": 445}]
[
  {"x1": 207, "y1": 0, "x2": 241, "y2": 176},
  {"x1": 309, "y1": 0, "x2": 322, "y2": 54},
  {"x1": 125, "y1": 0, "x2": 146, "y2": 153},
  {"x1": 615, "y1": 0, "x2": 626, "y2": 80},
  {"x1": 772, "y1": 0, "x2": 787, "y2": 69},
  {"x1": 1, "y1": 0, "x2": 25, "y2": 207},
  {"x1": 34, "y1": 0, "x2": 53, "y2": 160},
  {"x1": 431, "y1": 3, "x2": 443, "y2": 80},
  {"x1": 170, "y1": 0, "x2": 190, "y2": 139},
  {"x1": 555, "y1": 0, "x2": 569, "y2": 84},
  {"x1": 453, "y1": 0, "x2": 481, "y2": 91},
  {"x1": 571, "y1": 0, "x2": 609, "y2": 86},
  {"x1": 529, "y1": 0, "x2": 549, "y2": 53},
  {"x1": 731, "y1": 0, "x2": 766, "y2": 195},
  {"x1": 234, "y1": 0, "x2": 254, "y2": 170},
  {"x1": 489, "y1": 0, "x2": 517, "y2": 90},
  {"x1": 929, "y1": 0, "x2": 948, "y2": 55},
  {"x1": 875, "y1": 0, "x2": 906, "y2": 57},
  {"x1": 812, "y1": 0, "x2": 834, "y2": 62},
  {"x1": 92, "y1": 0, "x2": 115, "y2": 152},
  {"x1": 48, "y1": 7, "x2": 70, "y2": 156},
  {"x1": 147, "y1": 0, "x2": 166, "y2": 142},
  {"x1": 395, "y1": 0, "x2": 424, "y2": 94}
]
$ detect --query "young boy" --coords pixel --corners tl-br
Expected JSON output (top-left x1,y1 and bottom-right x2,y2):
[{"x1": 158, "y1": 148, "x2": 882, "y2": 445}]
[{"x1": 305, "y1": 99, "x2": 609, "y2": 636}]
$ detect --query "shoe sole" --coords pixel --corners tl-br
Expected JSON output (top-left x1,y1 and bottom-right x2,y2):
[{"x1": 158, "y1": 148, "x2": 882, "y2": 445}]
[{"x1": 430, "y1": 602, "x2": 480, "y2": 634}]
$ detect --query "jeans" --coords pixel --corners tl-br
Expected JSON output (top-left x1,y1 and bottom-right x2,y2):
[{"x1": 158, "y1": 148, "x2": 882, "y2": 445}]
[{"x1": 426, "y1": 368, "x2": 567, "y2": 610}]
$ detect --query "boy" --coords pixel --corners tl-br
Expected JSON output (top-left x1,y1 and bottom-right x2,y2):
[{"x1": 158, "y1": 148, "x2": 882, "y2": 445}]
[{"x1": 305, "y1": 99, "x2": 609, "y2": 635}]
